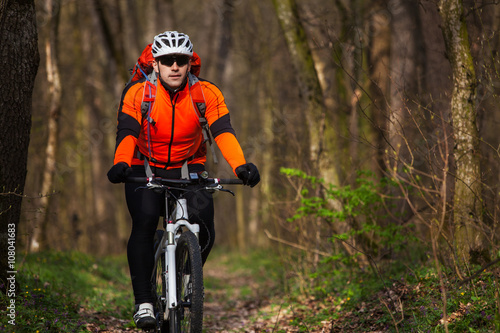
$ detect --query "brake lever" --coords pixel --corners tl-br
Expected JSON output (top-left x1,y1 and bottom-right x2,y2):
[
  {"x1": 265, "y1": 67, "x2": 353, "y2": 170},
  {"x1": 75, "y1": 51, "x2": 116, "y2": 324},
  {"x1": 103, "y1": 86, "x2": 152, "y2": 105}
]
[
  {"x1": 202, "y1": 184, "x2": 235, "y2": 196},
  {"x1": 146, "y1": 180, "x2": 168, "y2": 193},
  {"x1": 203, "y1": 184, "x2": 221, "y2": 193},
  {"x1": 220, "y1": 188, "x2": 235, "y2": 196}
]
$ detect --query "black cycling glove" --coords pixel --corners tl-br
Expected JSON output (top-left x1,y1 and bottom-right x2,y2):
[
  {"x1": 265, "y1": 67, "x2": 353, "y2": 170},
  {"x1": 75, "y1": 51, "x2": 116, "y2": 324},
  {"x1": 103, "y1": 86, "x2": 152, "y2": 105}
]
[
  {"x1": 107, "y1": 162, "x2": 132, "y2": 184},
  {"x1": 235, "y1": 163, "x2": 260, "y2": 187}
]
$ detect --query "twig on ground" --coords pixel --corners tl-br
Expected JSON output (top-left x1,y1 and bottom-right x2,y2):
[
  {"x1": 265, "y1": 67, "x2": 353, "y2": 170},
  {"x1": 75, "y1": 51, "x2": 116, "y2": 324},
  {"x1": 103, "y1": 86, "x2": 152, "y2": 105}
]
[
  {"x1": 379, "y1": 296, "x2": 402, "y2": 333},
  {"x1": 459, "y1": 258, "x2": 500, "y2": 286}
]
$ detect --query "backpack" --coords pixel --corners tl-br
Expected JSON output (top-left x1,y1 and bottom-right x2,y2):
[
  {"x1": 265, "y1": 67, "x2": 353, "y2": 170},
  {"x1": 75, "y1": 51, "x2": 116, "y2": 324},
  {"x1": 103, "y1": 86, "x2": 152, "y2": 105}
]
[
  {"x1": 128, "y1": 44, "x2": 218, "y2": 173},
  {"x1": 128, "y1": 43, "x2": 201, "y2": 82}
]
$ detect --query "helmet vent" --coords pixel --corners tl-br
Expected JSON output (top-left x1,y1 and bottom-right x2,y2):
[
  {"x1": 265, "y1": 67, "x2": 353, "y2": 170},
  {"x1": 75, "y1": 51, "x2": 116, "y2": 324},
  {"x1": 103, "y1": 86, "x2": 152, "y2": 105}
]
[{"x1": 151, "y1": 31, "x2": 194, "y2": 58}]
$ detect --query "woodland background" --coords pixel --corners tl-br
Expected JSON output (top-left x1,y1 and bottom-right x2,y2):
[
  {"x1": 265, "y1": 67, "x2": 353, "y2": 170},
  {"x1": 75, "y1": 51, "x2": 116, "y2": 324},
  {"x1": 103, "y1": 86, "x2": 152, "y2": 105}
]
[{"x1": 2, "y1": 0, "x2": 500, "y2": 293}]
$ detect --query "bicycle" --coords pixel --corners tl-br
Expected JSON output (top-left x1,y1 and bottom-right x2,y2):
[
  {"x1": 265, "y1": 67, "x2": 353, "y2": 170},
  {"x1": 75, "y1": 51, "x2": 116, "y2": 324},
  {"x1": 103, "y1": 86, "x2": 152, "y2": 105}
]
[{"x1": 127, "y1": 171, "x2": 242, "y2": 333}]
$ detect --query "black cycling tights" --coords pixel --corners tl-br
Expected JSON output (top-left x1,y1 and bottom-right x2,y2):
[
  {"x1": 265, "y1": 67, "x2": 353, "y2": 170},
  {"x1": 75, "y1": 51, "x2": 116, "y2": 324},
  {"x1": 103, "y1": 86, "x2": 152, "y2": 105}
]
[{"x1": 125, "y1": 164, "x2": 214, "y2": 305}]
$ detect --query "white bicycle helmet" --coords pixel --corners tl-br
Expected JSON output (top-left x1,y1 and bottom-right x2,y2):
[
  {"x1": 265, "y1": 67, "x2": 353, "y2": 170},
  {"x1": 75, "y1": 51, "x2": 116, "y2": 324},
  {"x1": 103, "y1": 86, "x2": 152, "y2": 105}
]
[{"x1": 151, "y1": 31, "x2": 193, "y2": 58}]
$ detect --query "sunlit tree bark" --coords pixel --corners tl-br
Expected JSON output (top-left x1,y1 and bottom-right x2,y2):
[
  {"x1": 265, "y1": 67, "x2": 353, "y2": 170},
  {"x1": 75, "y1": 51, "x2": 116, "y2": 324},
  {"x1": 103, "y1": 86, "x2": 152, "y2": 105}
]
[
  {"x1": 439, "y1": 0, "x2": 486, "y2": 264},
  {"x1": 271, "y1": 0, "x2": 326, "y2": 173},
  {"x1": 271, "y1": 0, "x2": 330, "y2": 267},
  {"x1": 30, "y1": 0, "x2": 61, "y2": 253}
]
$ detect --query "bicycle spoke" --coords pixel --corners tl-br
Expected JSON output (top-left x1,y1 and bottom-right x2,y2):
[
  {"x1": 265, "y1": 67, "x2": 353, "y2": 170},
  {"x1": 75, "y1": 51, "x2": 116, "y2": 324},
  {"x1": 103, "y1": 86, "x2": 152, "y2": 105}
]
[
  {"x1": 173, "y1": 231, "x2": 203, "y2": 333},
  {"x1": 180, "y1": 252, "x2": 192, "y2": 330},
  {"x1": 152, "y1": 230, "x2": 169, "y2": 333}
]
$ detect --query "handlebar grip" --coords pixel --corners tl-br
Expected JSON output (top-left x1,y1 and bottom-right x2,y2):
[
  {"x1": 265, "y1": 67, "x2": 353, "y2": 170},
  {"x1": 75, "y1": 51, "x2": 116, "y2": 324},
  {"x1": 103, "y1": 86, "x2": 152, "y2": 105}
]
[
  {"x1": 217, "y1": 179, "x2": 244, "y2": 185},
  {"x1": 125, "y1": 177, "x2": 149, "y2": 183}
]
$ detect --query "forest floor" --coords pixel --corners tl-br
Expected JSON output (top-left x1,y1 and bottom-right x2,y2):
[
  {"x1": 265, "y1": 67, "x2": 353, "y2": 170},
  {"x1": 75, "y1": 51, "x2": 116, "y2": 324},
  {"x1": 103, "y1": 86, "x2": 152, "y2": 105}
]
[
  {"x1": 80, "y1": 252, "x2": 500, "y2": 333},
  {"x1": 82, "y1": 259, "x2": 272, "y2": 332},
  {"x1": 82, "y1": 252, "x2": 342, "y2": 333},
  {"x1": 10, "y1": 250, "x2": 498, "y2": 332},
  {"x1": 82, "y1": 261, "x2": 296, "y2": 333}
]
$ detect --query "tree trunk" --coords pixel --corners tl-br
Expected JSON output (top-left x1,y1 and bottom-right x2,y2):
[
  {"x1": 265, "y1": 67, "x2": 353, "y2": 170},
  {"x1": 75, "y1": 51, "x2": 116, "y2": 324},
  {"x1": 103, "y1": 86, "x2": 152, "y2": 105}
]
[
  {"x1": 271, "y1": 0, "x2": 328, "y2": 268},
  {"x1": 388, "y1": 0, "x2": 423, "y2": 153},
  {"x1": 271, "y1": 0, "x2": 326, "y2": 171},
  {"x1": 438, "y1": 0, "x2": 486, "y2": 264},
  {"x1": 332, "y1": 0, "x2": 368, "y2": 184},
  {"x1": 90, "y1": 0, "x2": 128, "y2": 85},
  {"x1": 0, "y1": 0, "x2": 39, "y2": 292},
  {"x1": 367, "y1": 0, "x2": 391, "y2": 176},
  {"x1": 122, "y1": 0, "x2": 142, "y2": 58},
  {"x1": 214, "y1": 0, "x2": 235, "y2": 85},
  {"x1": 208, "y1": 0, "x2": 245, "y2": 250},
  {"x1": 386, "y1": 0, "x2": 425, "y2": 221},
  {"x1": 30, "y1": 0, "x2": 61, "y2": 253}
]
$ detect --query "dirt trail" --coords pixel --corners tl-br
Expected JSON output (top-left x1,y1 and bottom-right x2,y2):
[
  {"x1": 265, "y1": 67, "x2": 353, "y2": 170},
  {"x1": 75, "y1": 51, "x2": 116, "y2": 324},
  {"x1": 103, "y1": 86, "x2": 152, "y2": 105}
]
[
  {"x1": 202, "y1": 262, "x2": 334, "y2": 332},
  {"x1": 83, "y1": 260, "x2": 282, "y2": 333},
  {"x1": 202, "y1": 263, "x2": 272, "y2": 332}
]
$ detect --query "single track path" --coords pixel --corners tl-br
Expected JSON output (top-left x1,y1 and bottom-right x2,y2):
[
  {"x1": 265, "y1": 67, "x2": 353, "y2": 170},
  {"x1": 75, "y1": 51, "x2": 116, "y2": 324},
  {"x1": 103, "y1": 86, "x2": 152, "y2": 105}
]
[{"x1": 82, "y1": 254, "x2": 284, "y2": 332}]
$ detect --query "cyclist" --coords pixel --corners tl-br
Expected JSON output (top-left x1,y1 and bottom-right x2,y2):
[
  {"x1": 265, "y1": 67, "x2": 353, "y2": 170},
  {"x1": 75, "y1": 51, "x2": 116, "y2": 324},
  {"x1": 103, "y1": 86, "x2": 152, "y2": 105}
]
[{"x1": 107, "y1": 31, "x2": 260, "y2": 329}]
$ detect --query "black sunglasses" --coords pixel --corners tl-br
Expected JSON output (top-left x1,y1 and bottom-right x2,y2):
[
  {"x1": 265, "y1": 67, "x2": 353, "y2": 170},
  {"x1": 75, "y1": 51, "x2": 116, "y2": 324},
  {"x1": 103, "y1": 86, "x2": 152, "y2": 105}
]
[{"x1": 157, "y1": 55, "x2": 191, "y2": 67}]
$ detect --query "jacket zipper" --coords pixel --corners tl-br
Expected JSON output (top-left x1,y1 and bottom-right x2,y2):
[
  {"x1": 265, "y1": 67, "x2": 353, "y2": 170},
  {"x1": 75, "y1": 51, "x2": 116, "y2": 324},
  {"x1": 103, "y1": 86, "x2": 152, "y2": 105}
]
[{"x1": 166, "y1": 93, "x2": 178, "y2": 166}]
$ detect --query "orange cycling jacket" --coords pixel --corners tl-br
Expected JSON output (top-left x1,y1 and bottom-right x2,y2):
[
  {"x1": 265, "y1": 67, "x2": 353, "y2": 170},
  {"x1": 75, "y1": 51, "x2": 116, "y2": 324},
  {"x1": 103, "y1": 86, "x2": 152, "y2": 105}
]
[{"x1": 113, "y1": 76, "x2": 246, "y2": 173}]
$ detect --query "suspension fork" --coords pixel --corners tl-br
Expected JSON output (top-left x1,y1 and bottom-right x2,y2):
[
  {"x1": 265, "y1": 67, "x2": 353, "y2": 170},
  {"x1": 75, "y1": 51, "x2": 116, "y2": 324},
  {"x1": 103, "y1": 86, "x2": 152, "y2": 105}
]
[{"x1": 165, "y1": 197, "x2": 190, "y2": 312}]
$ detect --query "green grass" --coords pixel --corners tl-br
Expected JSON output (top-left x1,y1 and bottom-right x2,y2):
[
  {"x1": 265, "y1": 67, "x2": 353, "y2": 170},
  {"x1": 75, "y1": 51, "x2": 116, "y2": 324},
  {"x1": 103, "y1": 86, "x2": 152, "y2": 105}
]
[
  {"x1": 260, "y1": 252, "x2": 500, "y2": 332},
  {"x1": 0, "y1": 247, "x2": 286, "y2": 332},
  {"x1": 2, "y1": 247, "x2": 498, "y2": 332},
  {"x1": 203, "y1": 246, "x2": 287, "y2": 301},
  {"x1": 0, "y1": 251, "x2": 134, "y2": 332}
]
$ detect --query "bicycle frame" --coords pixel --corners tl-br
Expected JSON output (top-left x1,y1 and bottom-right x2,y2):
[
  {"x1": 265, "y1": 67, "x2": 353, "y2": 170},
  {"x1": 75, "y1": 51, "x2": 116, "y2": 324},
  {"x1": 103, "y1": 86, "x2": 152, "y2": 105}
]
[
  {"x1": 127, "y1": 175, "x2": 242, "y2": 332},
  {"x1": 153, "y1": 196, "x2": 200, "y2": 320}
]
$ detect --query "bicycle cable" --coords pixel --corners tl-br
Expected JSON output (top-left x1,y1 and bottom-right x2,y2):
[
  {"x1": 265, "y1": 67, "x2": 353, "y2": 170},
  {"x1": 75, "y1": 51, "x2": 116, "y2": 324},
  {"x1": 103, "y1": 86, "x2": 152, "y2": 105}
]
[{"x1": 132, "y1": 180, "x2": 217, "y2": 255}]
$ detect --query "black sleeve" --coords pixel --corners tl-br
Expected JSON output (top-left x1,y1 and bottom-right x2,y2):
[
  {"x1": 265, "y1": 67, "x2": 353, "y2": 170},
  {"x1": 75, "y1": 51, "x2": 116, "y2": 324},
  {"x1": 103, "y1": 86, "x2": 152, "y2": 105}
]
[{"x1": 209, "y1": 113, "x2": 236, "y2": 138}]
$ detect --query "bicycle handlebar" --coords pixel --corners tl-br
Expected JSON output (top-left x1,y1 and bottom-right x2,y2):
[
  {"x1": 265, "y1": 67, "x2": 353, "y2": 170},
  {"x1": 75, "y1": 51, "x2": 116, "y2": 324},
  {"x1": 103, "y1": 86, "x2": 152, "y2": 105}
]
[{"x1": 125, "y1": 177, "x2": 244, "y2": 186}]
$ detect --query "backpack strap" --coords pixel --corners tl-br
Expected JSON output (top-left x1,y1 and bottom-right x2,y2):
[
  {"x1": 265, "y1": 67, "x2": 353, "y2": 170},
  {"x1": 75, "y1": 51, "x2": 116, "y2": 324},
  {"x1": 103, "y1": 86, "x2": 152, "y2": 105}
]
[
  {"x1": 188, "y1": 73, "x2": 218, "y2": 164},
  {"x1": 140, "y1": 71, "x2": 157, "y2": 176},
  {"x1": 141, "y1": 71, "x2": 157, "y2": 125},
  {"x1": 138, "y1": 72, "x2": 218, "y2": 171}
]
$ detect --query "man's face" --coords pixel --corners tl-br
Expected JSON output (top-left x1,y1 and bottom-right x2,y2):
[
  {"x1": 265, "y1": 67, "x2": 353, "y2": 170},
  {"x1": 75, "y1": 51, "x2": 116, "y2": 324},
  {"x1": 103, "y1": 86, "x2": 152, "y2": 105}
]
[{"x1": 153, "y1": 54, "x2": 191, "y2": 89}]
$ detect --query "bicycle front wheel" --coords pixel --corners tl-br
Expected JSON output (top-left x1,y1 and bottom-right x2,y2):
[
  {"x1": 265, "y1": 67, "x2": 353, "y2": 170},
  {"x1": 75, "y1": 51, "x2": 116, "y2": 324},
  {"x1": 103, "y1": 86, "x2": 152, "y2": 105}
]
[
  {"x1": 153, "y1": 230, "x2": 169, "y2": 333},
  {"x1": 170, "y1": 231, "x2": 204, "y2": 333}
]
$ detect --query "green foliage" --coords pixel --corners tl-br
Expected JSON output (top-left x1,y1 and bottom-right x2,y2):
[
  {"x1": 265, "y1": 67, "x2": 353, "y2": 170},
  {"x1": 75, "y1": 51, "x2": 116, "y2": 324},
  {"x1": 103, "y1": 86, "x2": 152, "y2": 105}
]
[
  {"x1": 280, "y1": 168, "x2": 415, "y2": 261},
  {"x1": 1, "y1": 272, "x2": 85, "y2": 332},
  {"x1": 283, "y1": 168, "x2": 383, "y2": 222},
  {"x1": 0, "y1": 251, "x2": 133, "y2": 332},
  {"x1": 255, "y1": 253, "x2": 500, "y2": 332},
  {"x1": 276, "y1": 168, "x2": 500, "y2": 331}
]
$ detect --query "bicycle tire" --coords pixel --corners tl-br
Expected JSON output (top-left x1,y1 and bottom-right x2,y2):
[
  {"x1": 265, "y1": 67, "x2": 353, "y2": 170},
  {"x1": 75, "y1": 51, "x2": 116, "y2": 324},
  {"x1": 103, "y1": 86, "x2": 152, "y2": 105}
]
[
  {"x1": 152, "y1": 230, "x2": 169, "y2": 333},
  {"x1": 170, "y1": 231, "x2": 204, "y2": 333}
]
